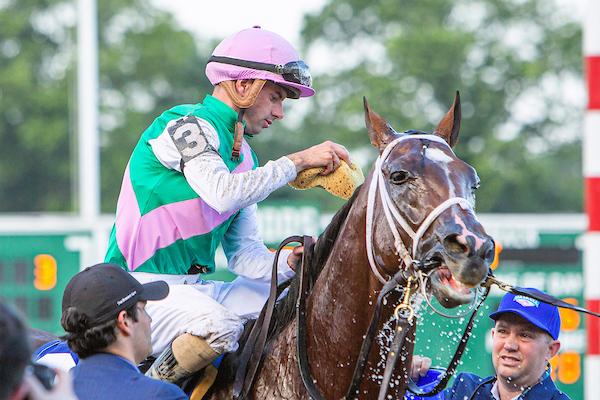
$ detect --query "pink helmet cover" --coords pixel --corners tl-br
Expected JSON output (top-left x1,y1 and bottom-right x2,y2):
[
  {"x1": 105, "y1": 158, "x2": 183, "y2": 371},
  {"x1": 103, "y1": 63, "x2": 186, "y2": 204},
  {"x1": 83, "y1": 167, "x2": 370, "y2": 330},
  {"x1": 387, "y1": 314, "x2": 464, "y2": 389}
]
[{"x1": 205, "y1": 27, "x2": 315, "y2": 98}]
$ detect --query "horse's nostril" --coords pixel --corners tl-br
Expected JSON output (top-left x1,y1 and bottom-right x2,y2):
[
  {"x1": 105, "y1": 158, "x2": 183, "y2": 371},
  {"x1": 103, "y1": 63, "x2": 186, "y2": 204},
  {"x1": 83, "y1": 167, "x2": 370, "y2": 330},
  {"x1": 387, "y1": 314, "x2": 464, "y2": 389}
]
[
  {"x1": 484, "y1": 245, "x2": 494, "y2": 261},
  {"x1": 481, "y1": 240, "x2": 495, "y2": 262},
  {"x1": 443, "y1": 234, "x2": 468, "y2": 255}
]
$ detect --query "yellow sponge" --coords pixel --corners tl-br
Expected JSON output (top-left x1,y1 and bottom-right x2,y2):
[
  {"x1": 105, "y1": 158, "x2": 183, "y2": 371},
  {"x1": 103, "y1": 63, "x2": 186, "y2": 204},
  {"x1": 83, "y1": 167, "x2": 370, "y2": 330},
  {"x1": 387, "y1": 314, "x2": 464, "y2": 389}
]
[{"x1": 289, "y1": 161, "x2": 364, "y2": 200}]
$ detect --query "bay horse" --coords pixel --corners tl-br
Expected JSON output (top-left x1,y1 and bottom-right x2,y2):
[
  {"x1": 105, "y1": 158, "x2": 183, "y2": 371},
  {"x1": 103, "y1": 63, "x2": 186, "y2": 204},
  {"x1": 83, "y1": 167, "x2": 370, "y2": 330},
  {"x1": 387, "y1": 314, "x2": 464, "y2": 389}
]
[{"x1": 204, "y1": 93, "x2": 495, "y2": 399}]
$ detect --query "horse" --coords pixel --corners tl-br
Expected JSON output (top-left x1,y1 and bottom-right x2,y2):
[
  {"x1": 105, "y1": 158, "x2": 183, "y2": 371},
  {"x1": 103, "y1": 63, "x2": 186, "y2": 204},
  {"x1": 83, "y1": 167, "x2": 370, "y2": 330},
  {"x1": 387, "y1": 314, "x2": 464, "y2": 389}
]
[{"x1": 203, "y1": 93, "x2": 495, "y2": 399}]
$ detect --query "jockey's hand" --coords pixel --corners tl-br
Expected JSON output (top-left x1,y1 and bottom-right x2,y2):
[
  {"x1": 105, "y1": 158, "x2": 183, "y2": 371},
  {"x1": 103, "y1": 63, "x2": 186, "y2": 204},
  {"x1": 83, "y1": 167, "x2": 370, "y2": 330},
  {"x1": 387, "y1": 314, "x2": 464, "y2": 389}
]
[
  {"x1": 286, "y1": 141, "x2": 351, "y2": 176},
  {"x1": 287, "y1": 245, "x2": 304, "y2": 272},
  {"x1": 23, "y1": 368, "x2": 78, "y2": 400},
  {"x1": 410, "y1": 355, "x2": 432, "y2": 381}
]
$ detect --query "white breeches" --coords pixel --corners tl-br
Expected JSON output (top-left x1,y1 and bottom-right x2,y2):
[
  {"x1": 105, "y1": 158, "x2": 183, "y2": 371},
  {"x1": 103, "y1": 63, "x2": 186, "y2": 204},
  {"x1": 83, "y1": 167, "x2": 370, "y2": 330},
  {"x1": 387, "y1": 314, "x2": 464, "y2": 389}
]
[{"x1": 131, "y1": 272, "x2": 272, "y2": 357}]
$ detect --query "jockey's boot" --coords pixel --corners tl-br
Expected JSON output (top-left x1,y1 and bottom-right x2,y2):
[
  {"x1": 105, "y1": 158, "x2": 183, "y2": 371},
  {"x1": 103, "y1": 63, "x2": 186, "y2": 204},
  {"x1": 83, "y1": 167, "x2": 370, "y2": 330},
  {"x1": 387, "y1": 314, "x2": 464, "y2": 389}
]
[{"x1": 146, "y1": 333, "x2": 219, "y2": 383}]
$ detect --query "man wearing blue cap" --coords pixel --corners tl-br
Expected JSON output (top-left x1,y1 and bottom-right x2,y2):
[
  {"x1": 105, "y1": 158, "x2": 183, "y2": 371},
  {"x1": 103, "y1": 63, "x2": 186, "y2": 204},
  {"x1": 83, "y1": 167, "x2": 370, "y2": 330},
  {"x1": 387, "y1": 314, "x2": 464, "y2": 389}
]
[{"x1": 416, "y1": 289, "x2": 570, "y2": 399}]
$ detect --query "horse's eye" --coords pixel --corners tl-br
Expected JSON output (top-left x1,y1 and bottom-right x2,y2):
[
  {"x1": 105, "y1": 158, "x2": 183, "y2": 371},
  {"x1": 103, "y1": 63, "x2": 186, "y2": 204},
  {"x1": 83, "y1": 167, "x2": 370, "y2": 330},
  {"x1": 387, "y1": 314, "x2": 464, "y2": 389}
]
[{"x1": 390, "y1": 170, "x2": 411, "y2": 185}]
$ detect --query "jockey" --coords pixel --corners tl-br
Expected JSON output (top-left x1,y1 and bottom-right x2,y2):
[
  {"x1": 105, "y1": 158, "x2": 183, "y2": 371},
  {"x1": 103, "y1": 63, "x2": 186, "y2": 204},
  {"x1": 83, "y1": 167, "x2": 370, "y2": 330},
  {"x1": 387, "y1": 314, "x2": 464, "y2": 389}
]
[{"x1": 104, "y1": 26, "x2": 350, "y2": 383}]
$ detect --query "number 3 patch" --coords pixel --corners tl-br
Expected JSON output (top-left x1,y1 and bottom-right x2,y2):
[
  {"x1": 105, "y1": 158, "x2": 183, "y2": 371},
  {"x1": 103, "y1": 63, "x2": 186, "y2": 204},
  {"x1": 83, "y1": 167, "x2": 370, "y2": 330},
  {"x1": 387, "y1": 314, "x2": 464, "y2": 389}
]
[{"x1": 168, "y1": 116, "x2": 215, "y2": 163}]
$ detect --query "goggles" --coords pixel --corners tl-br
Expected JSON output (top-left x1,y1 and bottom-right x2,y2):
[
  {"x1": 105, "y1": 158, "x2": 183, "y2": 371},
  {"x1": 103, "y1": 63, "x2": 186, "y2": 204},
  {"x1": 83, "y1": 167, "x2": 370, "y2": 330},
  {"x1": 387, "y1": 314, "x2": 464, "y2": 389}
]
[{"x1": 208, "y1": 55, "x2": 313, "y2": 89}]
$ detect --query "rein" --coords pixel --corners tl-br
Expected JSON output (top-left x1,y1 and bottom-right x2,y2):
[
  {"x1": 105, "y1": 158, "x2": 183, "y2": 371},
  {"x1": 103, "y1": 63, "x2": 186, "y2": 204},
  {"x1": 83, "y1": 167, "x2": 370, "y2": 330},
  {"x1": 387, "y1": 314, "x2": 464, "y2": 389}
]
[
  {"x1": 483, "y1": 274, "x2": 600, "y2": 318},
  {"x1": 234, "y1": 236, "x2": 600, "y2": 399},
  {"x1": 232, "y1": 236, "x2": 300, "y2": 400},
  {"x1": 404, "y1": 271, "x2": 600, "y2": 397}
]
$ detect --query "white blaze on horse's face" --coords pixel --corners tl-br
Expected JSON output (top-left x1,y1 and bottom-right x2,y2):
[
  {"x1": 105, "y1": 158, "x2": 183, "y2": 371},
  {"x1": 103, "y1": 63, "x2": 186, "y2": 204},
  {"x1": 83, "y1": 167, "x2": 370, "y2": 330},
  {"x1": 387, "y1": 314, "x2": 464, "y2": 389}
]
[
  {"x1": 424, "y1": 148, "x2": 453, "y2": 164},
  {"x1": 424, "y1": 146, "x2": 457, "y2": 198}
]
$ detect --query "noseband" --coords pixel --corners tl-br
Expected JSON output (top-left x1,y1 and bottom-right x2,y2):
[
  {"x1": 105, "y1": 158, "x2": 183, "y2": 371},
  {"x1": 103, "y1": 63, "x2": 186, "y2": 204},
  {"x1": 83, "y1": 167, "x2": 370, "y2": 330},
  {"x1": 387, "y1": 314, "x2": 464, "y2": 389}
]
[{"x1": 365, "y1": 134, "x2": 472, "y2": 284}]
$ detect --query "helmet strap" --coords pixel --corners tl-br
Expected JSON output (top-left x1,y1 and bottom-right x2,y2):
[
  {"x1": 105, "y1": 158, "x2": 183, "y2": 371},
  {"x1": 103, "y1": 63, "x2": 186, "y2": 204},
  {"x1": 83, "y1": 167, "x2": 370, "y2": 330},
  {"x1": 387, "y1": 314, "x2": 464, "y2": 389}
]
[
  {"x1": 220, "y1": 79, "x2": 266, "y2": 161},
  {"x1": 220, "y1": 79, "x2": 266, "y2": 109},
  {"x1": 231, "y1": 109, "x2": 245, "y2": 161}
]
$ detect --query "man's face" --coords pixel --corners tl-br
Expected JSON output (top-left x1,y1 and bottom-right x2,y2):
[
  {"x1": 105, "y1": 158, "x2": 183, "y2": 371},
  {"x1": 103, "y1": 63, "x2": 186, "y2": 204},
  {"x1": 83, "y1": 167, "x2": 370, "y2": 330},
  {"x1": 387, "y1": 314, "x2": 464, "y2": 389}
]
[
  {"x1": 243, "y1": 81, "x2": 287, "y2": 135},
  {"x1": 491, "y1": 313, "x2": 559, "y2": 390},
  {"x1": 131, "y1": 301, "x2": 152, "y2": 363}
]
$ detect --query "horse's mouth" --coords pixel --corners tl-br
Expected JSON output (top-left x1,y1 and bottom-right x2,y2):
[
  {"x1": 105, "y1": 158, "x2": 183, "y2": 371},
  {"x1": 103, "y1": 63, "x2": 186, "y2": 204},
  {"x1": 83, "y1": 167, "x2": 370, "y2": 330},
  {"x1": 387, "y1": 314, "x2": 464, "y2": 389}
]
[{"x1": 428, "y1": 265, "x2": 475, "y2": 308}]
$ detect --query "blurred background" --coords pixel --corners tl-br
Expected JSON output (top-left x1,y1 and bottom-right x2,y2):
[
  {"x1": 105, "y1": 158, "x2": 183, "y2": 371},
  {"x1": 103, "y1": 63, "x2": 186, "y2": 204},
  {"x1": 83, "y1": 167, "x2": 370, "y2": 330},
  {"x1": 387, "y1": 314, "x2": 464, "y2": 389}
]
[{"x1": 0, "y1": 0, "x2": 593, "y2": 398}]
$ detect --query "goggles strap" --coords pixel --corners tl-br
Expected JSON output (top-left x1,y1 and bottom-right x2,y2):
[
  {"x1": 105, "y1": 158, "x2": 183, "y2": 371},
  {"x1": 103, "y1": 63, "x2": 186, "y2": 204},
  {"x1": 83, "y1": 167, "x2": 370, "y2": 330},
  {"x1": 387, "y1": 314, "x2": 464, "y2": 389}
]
[{"x1": 209, "y1": 55, "x2": 279, "y2": 74}]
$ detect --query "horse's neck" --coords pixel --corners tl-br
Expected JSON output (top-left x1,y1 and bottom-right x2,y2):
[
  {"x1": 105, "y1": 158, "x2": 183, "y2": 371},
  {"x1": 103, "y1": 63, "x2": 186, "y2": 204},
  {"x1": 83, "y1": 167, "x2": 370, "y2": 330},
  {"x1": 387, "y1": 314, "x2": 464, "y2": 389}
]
[
  {"x1": 304, "y1": 191, "x2": 414, "y2": 398},
  {"x1": 305, "y1": 197, "x2": 382, "y2": 396}
]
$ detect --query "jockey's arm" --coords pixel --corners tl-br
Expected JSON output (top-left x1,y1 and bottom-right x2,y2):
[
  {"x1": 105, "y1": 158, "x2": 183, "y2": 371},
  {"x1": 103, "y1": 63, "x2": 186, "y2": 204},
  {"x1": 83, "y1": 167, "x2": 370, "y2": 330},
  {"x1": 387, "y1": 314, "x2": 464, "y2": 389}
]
[
  {"x1": 149, "y1": 117, "x2": 297, "y2": 214},
  {"x1": 221, "y1": 204, "x2": 295, "y2": 282}
]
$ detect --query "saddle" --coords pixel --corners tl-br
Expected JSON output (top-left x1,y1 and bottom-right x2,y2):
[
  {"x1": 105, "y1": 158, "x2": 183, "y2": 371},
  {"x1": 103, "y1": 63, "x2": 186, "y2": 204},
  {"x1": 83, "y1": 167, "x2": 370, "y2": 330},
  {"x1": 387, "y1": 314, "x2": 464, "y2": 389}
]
[{"x1": 289, "y1": 161, "x2": 364, "y2": 200}]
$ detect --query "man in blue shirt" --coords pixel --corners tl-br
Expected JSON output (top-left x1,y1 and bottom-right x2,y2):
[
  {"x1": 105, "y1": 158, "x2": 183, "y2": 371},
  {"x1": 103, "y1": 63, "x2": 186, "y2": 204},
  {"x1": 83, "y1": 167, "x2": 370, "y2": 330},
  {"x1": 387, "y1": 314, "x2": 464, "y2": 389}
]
[
  {"x1": 61, "y1": 263, "x2": 187, "y2": 400},
  {"x1": 415, "y1": 289, "x2": 570, "y2": 400}
]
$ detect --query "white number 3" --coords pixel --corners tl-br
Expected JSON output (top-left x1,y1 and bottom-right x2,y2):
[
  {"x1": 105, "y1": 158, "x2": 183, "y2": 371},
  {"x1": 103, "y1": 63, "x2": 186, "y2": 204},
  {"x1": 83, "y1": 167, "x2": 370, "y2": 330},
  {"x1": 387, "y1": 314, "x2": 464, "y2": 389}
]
[{"x1": 168, "y1": 117, "x2": 209, "y2": 163}]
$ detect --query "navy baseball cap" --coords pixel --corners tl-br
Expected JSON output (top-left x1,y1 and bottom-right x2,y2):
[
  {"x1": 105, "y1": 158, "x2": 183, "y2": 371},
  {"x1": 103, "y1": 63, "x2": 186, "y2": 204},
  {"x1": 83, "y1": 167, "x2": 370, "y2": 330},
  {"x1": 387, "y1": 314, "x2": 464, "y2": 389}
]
[
  {"x1": 489, "y1": 288, "x2": 561, "y2": 340},
  {"x1": 62, "y1": 263, "x2": 169, "y2": 326}
]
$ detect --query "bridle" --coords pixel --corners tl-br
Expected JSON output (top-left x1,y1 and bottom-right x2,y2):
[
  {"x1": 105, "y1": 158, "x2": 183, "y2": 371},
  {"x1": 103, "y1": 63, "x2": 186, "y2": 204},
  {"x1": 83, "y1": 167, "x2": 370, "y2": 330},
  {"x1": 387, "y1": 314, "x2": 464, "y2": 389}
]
[
  {"x1": 365, "y1": 133, "x2": 472, "y2": 285},
  {"x1": 366, "y1": 133, "x2": 487, "y2": 320}
]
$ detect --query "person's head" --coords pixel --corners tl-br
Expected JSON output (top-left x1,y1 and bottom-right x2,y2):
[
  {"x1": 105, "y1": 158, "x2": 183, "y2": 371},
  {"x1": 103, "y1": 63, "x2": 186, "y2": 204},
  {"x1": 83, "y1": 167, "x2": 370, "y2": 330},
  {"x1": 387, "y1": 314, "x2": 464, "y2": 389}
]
[
  {"x1": 489, "y1": 289, "x2": 561, "y2": 390},
  {"x1": 61, "y1": 263, "x2": 168, "y2": 363},
  {"x1": 206, "y1": 26, "x2": 314, "y2": 135},
  {"x1": 0, "y1": 302, "x2": 31, "y2": 400}
]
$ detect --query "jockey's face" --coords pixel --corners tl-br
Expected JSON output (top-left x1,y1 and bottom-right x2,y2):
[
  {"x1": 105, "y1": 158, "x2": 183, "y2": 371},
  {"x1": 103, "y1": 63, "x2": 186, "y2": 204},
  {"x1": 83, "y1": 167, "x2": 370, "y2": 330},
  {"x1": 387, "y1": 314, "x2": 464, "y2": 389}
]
[{"x1": 243, "y1": 81, "x2": 286, "y2": 135}]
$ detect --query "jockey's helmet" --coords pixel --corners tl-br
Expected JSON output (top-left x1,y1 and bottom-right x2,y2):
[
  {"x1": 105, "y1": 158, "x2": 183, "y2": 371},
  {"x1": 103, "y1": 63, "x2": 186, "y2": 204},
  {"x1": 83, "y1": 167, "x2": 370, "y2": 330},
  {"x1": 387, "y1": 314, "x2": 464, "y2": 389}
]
[{"x1": 205, "y1": 26, "x2": 314, "y2": 100}]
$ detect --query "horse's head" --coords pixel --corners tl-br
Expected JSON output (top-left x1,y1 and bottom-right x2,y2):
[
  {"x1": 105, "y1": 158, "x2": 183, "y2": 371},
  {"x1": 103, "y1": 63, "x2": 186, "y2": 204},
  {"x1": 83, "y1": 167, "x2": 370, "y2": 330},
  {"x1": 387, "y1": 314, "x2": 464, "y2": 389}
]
[{"x1": 364, "y1": 93, "x2": 494, "y2": 308}]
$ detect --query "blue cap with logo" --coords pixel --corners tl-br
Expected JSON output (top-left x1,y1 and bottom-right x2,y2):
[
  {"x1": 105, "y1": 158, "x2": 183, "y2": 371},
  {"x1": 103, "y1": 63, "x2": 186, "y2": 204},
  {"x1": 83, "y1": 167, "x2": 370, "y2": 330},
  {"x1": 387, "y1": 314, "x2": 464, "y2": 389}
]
[{"x1": 489, "y1": 288, "x2": 561, "y2": 340}]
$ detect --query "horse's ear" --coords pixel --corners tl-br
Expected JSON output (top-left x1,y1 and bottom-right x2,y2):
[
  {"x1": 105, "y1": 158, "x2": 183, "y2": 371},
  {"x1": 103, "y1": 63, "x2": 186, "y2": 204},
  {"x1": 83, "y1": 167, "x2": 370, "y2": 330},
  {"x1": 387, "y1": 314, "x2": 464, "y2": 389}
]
[
  {"x1": 434, "y1": 91, "x2": 461, "y2": 147},
  {"x1": 364, "y1": 97, "x2": 397, "y2": 153}
]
